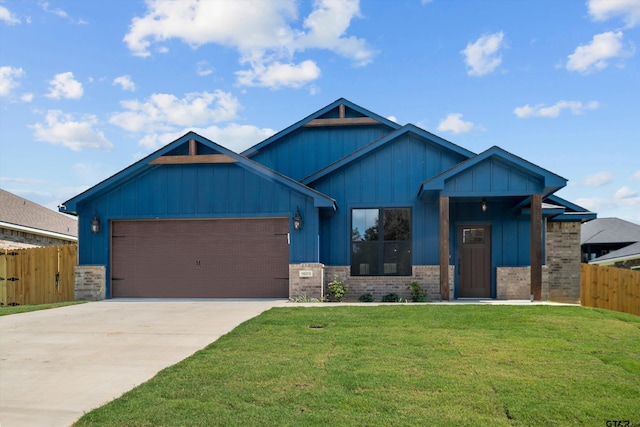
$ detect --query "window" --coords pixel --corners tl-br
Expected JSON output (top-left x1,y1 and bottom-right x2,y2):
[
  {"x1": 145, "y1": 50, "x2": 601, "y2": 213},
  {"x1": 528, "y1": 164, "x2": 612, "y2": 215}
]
[{"x1": 351, "y1": 208, "x2": 411, "y2": 276}]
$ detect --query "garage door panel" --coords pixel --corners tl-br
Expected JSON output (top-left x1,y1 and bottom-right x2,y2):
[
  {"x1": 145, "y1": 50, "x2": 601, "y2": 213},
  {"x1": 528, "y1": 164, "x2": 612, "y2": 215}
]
[{"x1": 111, "y1": 218, "x2": 289, "y2": 298}]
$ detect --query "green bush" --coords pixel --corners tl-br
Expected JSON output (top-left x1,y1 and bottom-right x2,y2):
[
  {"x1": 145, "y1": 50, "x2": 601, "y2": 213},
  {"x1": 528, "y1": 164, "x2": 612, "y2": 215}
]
[
  {"x1": 327, "y1": 276, "x2": 348, "y2": 302},
  {"x1": 408, "y1": 281, "x2": 429, "y2": 302},
  {"x1": 381, "y1": 293, "x2": 400, "y2": 302},
  {"x1": 358, "y1": 293, "x2": 374, "y2": 302}
]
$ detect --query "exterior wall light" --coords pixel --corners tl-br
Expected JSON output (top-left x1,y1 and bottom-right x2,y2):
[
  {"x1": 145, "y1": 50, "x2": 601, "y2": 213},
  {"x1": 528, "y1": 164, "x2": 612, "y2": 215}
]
[
  {"x1": 90, "y1": 211, "x2": 101, "y2": 234},
  {"x1": 293, "y1": 207, "x2": 303, "y2": 231},
  {"x1": 481, "y1": 198, "x2": 487, "y2": 213}
]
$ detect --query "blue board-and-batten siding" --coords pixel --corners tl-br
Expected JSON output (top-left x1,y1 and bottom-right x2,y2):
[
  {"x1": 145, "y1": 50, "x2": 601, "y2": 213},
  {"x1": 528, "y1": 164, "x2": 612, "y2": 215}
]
[
  {"x1": 442, "y1": 158, "x2": 544, "y2": 197},
  {"x1": 310, "y1": 132, "x2": 470, "y2": 266},
  {"x1": 248, "y1": 125, "x2": 394, "y2": 182},
  {"x1": 75, "y1": 162, "x2": 319, "y2": 266}
]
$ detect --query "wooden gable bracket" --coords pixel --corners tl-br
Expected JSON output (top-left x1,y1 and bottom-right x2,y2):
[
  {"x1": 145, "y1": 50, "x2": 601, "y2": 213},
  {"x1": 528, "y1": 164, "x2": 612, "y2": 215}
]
[
  {"x1": 150, "y1": 139, "x2": 237, "y2": 165},
  {"x1": 304, "y1": 103, "x2": 381, "y2": 127}
]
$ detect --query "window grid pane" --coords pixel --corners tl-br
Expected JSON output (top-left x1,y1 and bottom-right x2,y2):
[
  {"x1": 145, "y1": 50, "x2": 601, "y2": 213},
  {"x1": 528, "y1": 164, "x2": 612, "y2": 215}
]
[{"x1": 351, "y1": 208, "x2": 411, "y2": 276}]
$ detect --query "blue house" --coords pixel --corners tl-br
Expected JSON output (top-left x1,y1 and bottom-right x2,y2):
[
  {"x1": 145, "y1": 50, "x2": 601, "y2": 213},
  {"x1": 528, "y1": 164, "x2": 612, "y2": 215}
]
[{"x1": 61, "y1": 99, "x2": 595, "y2": 302}]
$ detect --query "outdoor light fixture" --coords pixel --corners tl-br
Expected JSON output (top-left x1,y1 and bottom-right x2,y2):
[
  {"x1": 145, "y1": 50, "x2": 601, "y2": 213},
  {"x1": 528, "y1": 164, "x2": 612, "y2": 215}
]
[
  {"x1": 293, "y1": 207, "x2": 303, "y2": 231},
  {"x1": 481, "y1": 198, "x2": 487, "y2": 213},
  {"x1": 90, "y1": 211, "x2": 101, "y2": 234}
]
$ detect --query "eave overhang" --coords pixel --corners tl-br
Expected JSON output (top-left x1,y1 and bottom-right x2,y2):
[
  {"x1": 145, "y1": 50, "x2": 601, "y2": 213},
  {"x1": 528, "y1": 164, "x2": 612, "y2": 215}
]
[
  {"x1": 418, "y1": 146, "x2": 567, "y2": 200},
  {"x1": 241, "y1": 98, "x2": 402, "y2": 158},
  {"x1": 59, "y1": 131, "x2": 336, "y2": 215}
]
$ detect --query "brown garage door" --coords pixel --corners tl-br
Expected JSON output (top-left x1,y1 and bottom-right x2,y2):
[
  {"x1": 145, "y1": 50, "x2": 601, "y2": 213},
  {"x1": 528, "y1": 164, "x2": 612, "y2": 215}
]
[{"x1": 111, "y1": 218, "x2": 289, "y2": 298}]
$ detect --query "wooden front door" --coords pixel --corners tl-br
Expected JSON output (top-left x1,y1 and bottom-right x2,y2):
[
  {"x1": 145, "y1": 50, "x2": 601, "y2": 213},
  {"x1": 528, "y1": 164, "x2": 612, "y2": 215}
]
[{"x1": 458, "y1": 225, "x2": 491, "y2": 298}]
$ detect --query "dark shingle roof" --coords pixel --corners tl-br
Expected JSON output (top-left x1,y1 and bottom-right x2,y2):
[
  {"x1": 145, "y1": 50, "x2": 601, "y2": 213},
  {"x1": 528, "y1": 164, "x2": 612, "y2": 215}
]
[
  {"x1": 0, "y1": 189, "x2": 77, "y2": 238},
  {"x1": 591, "y1": 241, "x2": 640, "y2": 263},
  {"x1": 581, "y1": 217, "x2": 640, "y2": 245}
]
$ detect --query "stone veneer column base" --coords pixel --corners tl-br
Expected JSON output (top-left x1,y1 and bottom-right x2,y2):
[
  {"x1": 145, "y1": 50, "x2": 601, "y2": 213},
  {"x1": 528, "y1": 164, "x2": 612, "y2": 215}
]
[
  {"x1": 289, "y1": 263, "x2": 324, "y2": 300},
  {"x1": 74, "y1": 265, "x2": 106, "y2": 301},
  {"x1": 546, "y1": 221, "x2": 581, "y2": 303}
]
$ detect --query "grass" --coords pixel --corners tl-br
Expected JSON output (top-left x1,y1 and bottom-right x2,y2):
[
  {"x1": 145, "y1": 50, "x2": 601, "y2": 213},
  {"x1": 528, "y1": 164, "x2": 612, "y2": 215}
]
[
  {"x1": 74, "y1": 305, "x2": 640, "y2": 426},
  {"x1": 0, "y1": 301, "x2": 85, "y2": 316}
]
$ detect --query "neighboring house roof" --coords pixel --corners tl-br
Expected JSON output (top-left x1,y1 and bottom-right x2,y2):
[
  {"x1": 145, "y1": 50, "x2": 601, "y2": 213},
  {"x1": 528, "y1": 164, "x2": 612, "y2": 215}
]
[
  {"x1": 590, "y1": 241, "x2": 640, "y2": 265},
  {"x1": 242, "y1": 98, "x2": 401, "y2": 158},
  {"x1": 581, "y1": 217, "x2": 640, "y2": 245},
  {"x1": 0, "y1": 189, "x2": 77, "y2": 240},
  {"x1": 61, "y1": 131, "x2": 337, "y2": 214}
]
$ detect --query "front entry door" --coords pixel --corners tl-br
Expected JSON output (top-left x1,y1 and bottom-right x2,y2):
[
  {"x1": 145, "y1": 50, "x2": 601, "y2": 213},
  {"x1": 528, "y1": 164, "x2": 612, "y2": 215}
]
[{"x1": 458, "y1": 225, "x2": 491, "y2": 298}]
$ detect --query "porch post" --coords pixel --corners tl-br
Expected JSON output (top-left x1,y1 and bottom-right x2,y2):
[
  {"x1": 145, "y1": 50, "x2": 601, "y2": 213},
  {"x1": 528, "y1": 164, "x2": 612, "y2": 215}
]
[
  {"x1": 530, "y1": 193, "x2": 542, "y2": 300},
  {"x1": 439, "y1": 195, "x2": 450, "y2": 300}
]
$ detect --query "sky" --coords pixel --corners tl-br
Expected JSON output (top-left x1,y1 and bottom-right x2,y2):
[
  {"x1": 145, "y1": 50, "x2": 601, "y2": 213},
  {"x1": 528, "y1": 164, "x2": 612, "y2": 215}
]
[{"x1": 1, "y1": 0, "x2": 639, "y2": 224}]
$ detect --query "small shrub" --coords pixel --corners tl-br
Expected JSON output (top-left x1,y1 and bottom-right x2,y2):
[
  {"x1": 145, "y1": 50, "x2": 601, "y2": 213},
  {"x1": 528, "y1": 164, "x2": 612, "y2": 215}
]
[
  {"x1": 408, "y1": 281, "x2": 429, "y2": 302},
  {"x1": 381, "y1": 293, "x2": 400, "y2": 302},
  {"x1": 327, "y1": 276, "x2": 348, "y2": 302},
  {"x1": 358, "y1": 293, "x2": 374, "y2": 302}
]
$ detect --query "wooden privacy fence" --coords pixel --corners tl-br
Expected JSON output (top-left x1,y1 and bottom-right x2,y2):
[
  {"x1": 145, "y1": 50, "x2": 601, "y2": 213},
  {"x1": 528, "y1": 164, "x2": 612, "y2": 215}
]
[
  {"x1": 0, "y1": 245, "x2": 77, "y2": 306},
  {"x1": 581, "y1": 263, "x2": 640, "y2": 316}
]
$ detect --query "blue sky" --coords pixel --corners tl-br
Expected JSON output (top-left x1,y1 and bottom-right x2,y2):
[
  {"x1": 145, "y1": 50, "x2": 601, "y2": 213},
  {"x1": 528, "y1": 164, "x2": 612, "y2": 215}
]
[{"x1": 1, "y1": 0, "x2": 639, "y2": 223}]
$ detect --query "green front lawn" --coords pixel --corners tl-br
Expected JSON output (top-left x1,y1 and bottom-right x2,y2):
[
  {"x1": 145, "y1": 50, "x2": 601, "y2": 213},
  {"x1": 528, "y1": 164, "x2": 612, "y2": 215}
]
[{"x1": 75, "y1": 306, "x2": 640, "y2": 426}]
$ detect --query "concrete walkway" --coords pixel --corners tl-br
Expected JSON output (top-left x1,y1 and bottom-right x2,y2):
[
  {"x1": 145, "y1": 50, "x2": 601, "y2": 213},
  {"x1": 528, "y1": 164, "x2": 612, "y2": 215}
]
[{"x1": 0, "y1": 299, "x2": 287, "y2": 427}]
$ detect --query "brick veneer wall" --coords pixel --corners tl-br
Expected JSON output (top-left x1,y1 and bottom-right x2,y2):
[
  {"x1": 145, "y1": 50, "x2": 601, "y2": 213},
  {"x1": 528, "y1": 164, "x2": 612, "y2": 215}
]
[
  {"x1": 75, "y1": 265, "x2": 106, "y2": 301},
  {"x1": 289, "y1": 263, "x2": 325, "y2": 300},
  {"x1": 496, "y1": 266, "x2": 549, "y2": 300},
  {"x1": 323, "y1": 265, "x2": 454, "y2": 302},
  {"x1": 546, "y1": 221, "x2": 581, "y2": 303},
  {"x1": 1, "y1": 226, "x2": 75, "y2": 249}
]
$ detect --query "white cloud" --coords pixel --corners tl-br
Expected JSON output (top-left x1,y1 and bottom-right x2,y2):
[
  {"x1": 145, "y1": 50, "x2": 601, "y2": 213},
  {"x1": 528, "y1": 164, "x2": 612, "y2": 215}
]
[
  {"x1": 196, "y1": 61, "x2": 214, "y2": 76},
  {"x1": 632, "y1": 171, "x2": 640, "y2": 181},
  {"x1": 137, "y1": 123, "x2": 275, "y2": 153},
  {"x1": 123, "y1": 0, "x2": 372, "y2": 89},
  {"x1": 615, "y1": 186, "x2": 639, "y2": 199},
  {"x1": 566, "y1": 31, "x2": 631, "y2": 74},
  {"x1": 295, "y1": 0, "x2": 373, "y2": 67},
  {"x1": 461, "y1": 31, "x2": 505, "y2": 76},
  {"x1": 40, "y1": 1, "x2": 68, "y2": 18},
  {"x1": 0, "y1": 5, "x2": 21, "y2": 24},
  {"x1": 21, "y1": 93, "x2": 34, "y2": 102},
  {"x1": 387, "y1": 115, "x2": 398, "y2": 123},
  {"x1": 113, "y1": 75, "x2": 136, "y2": 91},
  {"x1": 45, "y1": 72, "x2": 83, "y2": 99},
  {"x1": 32, "y1": 110, "x2": 114, "y2": 151},
  {"x1": 584, "y1": 172, "x2": 614, "y2": 186},
  {"x1": 588, "y1": 0, "x2": 640, "y2": 28},
  {"x1": 236, "y1": 60, "x2": 321, "y2": 88},
  {"x1": 574, "y1": 197, "x2": 616, "y2": 212},
  {"x1": 0, "y1": 66, "x2": 24, "y2": 96},
  {"x1": 513, "y1": 100, "x2": 599, "y2": 118},
  {"x1": 437, "y1": 113, "x2": 476, "y2": 134},
  {"x1": 110, "y1": 90, "x2": 240, "y2": 133}
]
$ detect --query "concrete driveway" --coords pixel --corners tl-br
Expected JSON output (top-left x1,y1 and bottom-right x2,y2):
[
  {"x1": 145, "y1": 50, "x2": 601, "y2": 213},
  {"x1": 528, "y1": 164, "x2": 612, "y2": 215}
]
[{"x1": 0, "y1": 299, "x2": 287, "y2": 427}]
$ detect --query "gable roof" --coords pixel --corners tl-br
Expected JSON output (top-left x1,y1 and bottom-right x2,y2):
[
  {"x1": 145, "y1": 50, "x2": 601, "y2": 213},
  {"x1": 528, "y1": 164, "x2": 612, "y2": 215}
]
[
  {"x1": 300, "y1": 124, "x2": 475, "y2": 185},
  {"x1": 241, "y1": 98, "x2": 402, "y2": 158},
  {"x1": 0, "y1": 189, "x2": 77, "y2": 239},
  {"x1": 418, "y1": 146, "x2": 567, "y2": 199},
  {"x1": 60, "y1": 132, "x2": 336, "y2": 214},
  {"x1": 590, "y1": 241, "x2": 640, "y2": 265},
  {"x1": 581, "y1": 217, "x2": 640, "y2": 245}
]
